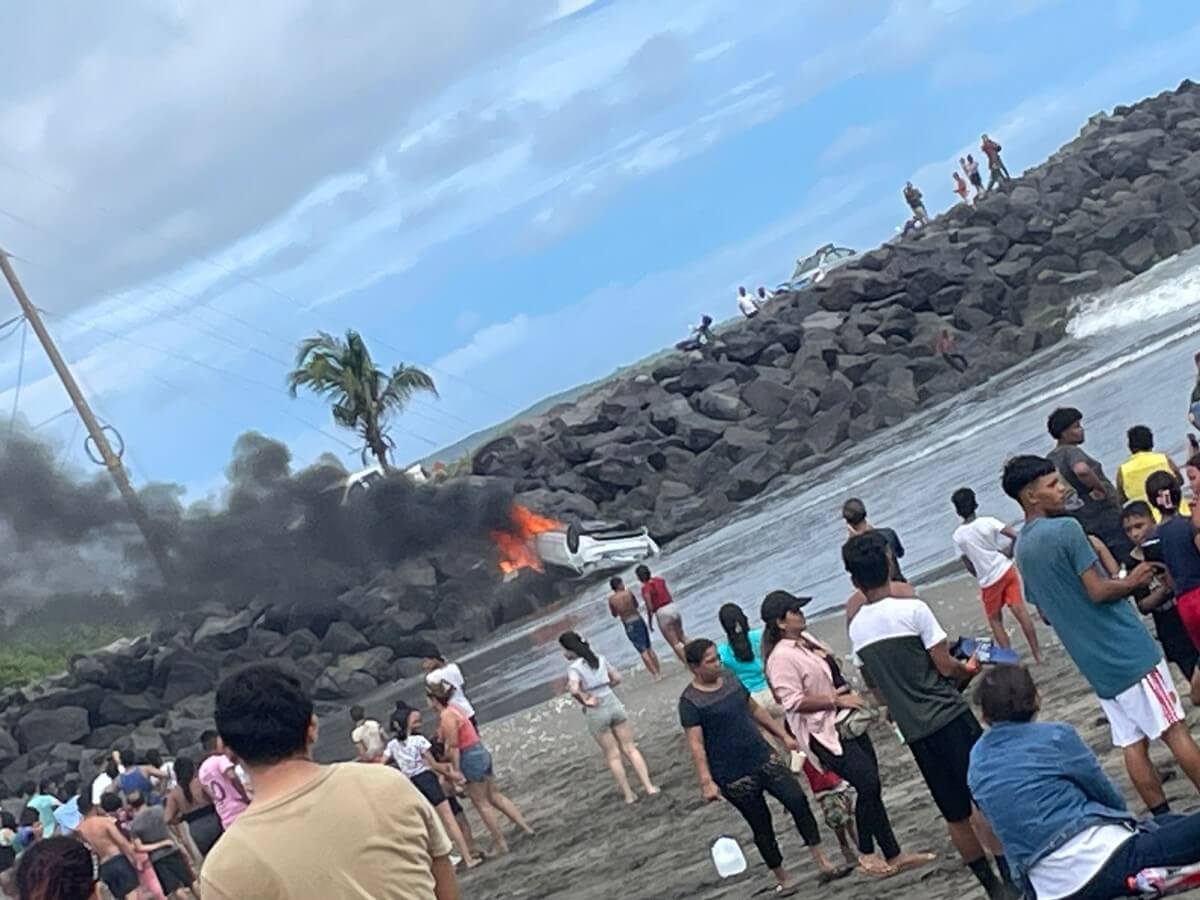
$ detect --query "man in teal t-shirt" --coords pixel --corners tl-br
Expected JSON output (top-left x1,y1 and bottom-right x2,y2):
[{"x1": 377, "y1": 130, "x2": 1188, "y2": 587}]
[{"x1": 1004, "y1": 455, "x2": 1200, "y2": 816}]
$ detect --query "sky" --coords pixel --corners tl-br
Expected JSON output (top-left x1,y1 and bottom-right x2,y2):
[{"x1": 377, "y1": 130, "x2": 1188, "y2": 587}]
[{"x1": 0, "y1": 0, "x2": 1198, "y2": 498}]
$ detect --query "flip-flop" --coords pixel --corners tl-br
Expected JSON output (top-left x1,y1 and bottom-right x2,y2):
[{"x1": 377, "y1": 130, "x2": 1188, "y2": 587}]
[
  {"x1": 817, "y1": 864, "x2": 856, "y2": 884},
  {"x1": 774, "y1": 885, "x2": 800, "y2": 897}
]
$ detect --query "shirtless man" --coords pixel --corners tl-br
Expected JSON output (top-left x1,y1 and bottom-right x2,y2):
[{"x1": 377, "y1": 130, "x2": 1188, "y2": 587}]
[
  {"x1": 609, "y1": 576, "x2": 661, "y2": 677},
  {"x1": 76, "y1": 794, "x2": 142, "y2": 900}
]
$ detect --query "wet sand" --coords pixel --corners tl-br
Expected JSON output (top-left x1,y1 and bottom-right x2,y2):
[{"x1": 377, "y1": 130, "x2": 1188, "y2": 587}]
[{"x1": 455, "y1": 575, "x2": 1200, "y2": 899}]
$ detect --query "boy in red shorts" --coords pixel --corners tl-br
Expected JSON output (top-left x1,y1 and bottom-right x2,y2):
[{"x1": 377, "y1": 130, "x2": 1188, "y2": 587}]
[{"x1": 951, "y1": 488, "x2": 1041, "y2": 662}]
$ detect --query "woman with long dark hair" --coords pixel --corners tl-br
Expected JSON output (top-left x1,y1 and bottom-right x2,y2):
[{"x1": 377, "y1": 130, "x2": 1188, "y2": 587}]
[
  {"x1": 717, "y1": 603, "x2": 782, "y2": 714},
  {"x1": 558, "y1": 631, "x2": 659, "y2": 804},
  {"x1": 762, "y1": 590, "x2": 933, "y2": 878},
  {"x1": 164, "y1": 755, "x2": 223, "y2": 858},
  {"x1": 681, "y1": 638, "x2": 851, "y2": 894},
  {"x1": 384, "y1": 704, "x2": 479, "y2": 867},
  {"x1": 428, "y1": 681, "x2": 534, "y2": 855},
  {"x1": 16, "y1": 836, "x2": 100, "y2": 900}
]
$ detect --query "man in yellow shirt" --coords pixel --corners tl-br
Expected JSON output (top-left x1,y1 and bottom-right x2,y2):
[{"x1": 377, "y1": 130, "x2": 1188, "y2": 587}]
[
  {"x1": 1116, "y1": 425, "x2": 1189, "y2": 520},
  {"x1": 200, "y1": 662, "x2": 457, "y2": 900}
]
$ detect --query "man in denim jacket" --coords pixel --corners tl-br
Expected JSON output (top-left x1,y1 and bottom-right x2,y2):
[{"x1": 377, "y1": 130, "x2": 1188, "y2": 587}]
[{"x1": 968, "y1": 665, "x2": 1200, "y2": 899}]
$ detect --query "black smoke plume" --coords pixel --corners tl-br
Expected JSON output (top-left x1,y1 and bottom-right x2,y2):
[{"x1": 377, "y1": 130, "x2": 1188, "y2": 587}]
[{"x1": 0, "y1": 429, "x2": 514, "y2": 623}]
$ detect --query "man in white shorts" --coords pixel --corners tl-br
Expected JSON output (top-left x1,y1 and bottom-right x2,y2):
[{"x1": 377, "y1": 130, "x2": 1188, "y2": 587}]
[{"x1": 1004, "y1": 455, "x2": 1200, "y2": 815}]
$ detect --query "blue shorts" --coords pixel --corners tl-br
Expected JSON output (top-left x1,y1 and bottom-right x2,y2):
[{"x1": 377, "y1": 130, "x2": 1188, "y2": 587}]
[
  {"x1": 460, "y1": 744, "x2": 494, "y2": 784},
  {"x1": 1190, "y1": 401, "x2": 1200, "y2": 424},
  {"x1": 623, "y1": 618, "x2": 651, "y2": 653}
]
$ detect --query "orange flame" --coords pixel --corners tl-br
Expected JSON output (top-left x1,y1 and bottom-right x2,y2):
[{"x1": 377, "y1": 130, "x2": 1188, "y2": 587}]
[{"x1": 491, "y1": 504, "x2": 563, "y2": 575}]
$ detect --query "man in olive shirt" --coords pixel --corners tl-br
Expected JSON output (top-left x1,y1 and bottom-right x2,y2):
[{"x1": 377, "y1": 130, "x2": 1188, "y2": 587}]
[
  {"x1": 201, "y1": 662, "x2": 457, "y2": 900},
  {"x1": 1046, "y1": 406, "x2": 1132, "y2": 560}
]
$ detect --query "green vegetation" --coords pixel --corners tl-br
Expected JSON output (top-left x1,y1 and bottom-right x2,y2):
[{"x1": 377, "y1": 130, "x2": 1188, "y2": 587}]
[
  {"x1": 0, "y1": 596, "x2": 151, "y2": 691},
  {"x1": 288, "y1": 329, "x2": 438, "y2": 469}
]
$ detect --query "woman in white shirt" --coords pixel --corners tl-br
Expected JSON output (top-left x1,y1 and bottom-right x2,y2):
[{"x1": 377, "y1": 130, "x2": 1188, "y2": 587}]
[
  {"x1": 559, "y1": 631, "x2": 660, "y2": 805},
  {"x1": 383, "y1": 705, "x2": 480, "y2": 868}
]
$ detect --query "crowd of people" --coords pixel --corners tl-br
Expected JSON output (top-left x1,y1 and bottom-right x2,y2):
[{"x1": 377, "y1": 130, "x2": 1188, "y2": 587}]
[
  {"x1": 906, "y1": 133, "x2": 1013, "y2": 234},
  {"x1": 10, "y1": 361, "x2": 1200, "y2": 900}
]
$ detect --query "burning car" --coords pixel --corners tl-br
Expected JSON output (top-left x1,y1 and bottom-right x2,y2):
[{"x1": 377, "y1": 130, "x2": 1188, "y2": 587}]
[{"x1": 493, "y1": 506, "x2": 660, "y2": 578}]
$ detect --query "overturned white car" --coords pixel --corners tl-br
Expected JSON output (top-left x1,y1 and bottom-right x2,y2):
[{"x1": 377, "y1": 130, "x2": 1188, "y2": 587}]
[{"x1": 533, "y1": 520, "x2": 660, "y2": 576}]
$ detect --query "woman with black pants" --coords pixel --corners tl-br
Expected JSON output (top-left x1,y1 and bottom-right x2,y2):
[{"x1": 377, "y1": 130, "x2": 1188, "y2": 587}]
[
  {"x1": 680, "y1": 639, "x2": 851, "y2": 895},
  {"x1": 762, "y1": 590, "x2": 934, "y2": 879}
]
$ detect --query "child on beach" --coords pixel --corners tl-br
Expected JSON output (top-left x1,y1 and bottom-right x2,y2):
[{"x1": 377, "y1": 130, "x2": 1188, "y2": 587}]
[
  {"x1": 801, "y1": 760, "x2": 859, "y2": 868},
  {"x1": 950, "y1": 487, "x2": 1041, "y2": 662},
  {"x1": 1122, "y1": 501, "x2": 1200, "y2": 689}
]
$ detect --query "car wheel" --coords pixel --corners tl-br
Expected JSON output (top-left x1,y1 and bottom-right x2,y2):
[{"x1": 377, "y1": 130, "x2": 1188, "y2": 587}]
[{"x1": 566, "y1": 524, "x2": 580, "y2": 554}]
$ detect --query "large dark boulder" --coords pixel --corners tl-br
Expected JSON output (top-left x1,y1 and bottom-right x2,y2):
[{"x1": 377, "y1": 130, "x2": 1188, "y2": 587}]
[
  {"x1": 192, "y1": 609, "x2": 256, "y2": 652},
  {"x1": 0, "y1": 730, "x2": 18, "y2": 768},
  {"x1": 97, "y1": 694, "x2": 159, "y2": 728},
  {"x1": 17, "y1": 707, "x2": 90, "y2": 753},
  {"x1": 725, "y1": 451, "x2": 786, "y2": 501},
  {"x1": 320, "y1": 622, "x2": 370, "y2": 656}
]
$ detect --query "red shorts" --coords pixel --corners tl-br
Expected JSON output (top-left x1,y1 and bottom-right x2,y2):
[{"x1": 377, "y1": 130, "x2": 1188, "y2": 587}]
[
  {"x1": 1177, "y1": 585, "x2": 1200, "y2": 650},
  {"x1": 981, "y1": 566, "x2": 1023, "y2": 618}
]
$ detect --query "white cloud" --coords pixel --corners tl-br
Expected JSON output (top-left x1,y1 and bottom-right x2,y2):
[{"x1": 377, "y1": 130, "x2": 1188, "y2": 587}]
[
  {"x1": 433, "y1": 315, "x2": 532, "y2": 378},
  {"x1": 819, "y1": 122, "x2": 893, "y2": 166}
]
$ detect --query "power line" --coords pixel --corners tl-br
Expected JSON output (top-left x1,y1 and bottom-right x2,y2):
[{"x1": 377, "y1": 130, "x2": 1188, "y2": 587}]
[
  {"x1": 0, "y1": 158, "x2": 513, "y2": 407},
  {"x1": 0, "y1": 249, "x2": 444, "y2": 449},
  {"x1": 0, "y1": 235, "x2": 478, "y2": 435}
]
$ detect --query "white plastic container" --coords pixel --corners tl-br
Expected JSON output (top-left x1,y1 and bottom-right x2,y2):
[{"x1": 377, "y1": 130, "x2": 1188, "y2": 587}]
[{"x1": 711, "y1": 835, "x2": 748, "y2": 878}]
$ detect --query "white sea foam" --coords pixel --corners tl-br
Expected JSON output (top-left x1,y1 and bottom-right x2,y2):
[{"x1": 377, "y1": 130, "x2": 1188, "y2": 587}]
[{"x1": 1068, "y1": 248, "x2": 1200, "y2": 338}]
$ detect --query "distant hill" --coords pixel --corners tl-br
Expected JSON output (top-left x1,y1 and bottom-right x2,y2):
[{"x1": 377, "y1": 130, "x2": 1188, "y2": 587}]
[{"x1": 417, "y1": 342, "x2": 687, "y2": 468}]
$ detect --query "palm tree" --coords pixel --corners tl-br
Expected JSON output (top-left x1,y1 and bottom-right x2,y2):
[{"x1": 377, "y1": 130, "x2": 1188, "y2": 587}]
[{"x1": 287, "y1": 330, "x2": 437, "y2": 469}]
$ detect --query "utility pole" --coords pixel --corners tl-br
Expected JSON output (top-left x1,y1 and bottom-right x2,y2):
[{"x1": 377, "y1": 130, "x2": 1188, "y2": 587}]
[{"x1": 0, "y1": 249, "x2": 172, "y2": 584}]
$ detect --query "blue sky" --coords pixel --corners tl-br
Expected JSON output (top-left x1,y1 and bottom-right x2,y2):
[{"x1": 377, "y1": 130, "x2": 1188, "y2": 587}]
[{"x1": 0, "y1": 0, "x2": 1198, "y2": 497}]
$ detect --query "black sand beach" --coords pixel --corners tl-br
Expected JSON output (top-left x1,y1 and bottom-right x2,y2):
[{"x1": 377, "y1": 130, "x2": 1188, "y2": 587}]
[{"x1": 456, "y1": 575, "x2": 1198, "y2": 899}]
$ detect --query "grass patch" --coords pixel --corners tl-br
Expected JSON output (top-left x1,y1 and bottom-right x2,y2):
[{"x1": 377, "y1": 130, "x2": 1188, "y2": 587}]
[{"x1": 0, "y1": 596, "x2": 152, "y2": 691}]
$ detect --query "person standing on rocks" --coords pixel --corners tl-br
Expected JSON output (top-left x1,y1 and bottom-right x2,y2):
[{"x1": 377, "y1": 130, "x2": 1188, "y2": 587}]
[
  {"x1": 559, "y1": 631, "x2": 660, "y2": 805},
  {"x1": 981, "y1": 134, "x2": 1010, "y2": 190},
  {"x1": 935, "y1": 328, "x2": 969, "y2": 372},
  {"x1": 756, "y1": 286, "x2": 773, "y2": 307},
  {"x1": 423, "y1": 649, "x2": 479, "y2": 731},
  {"x1": 636, "y1": 564, "x2": 688, "y2": 665},
  {"x1": 952, "y1": 171, "x2": 970, "y2": 203},
  {"x1": 197, "y1": 730, "x2": 251, "y2": 831},
  {"x1": 902, "y1": 181, "x2": 928, "y2": 225},
  {"x1": 608, "y1": 576, "x2": 661, "y2": 678},
  {"x1": 962, "y1": 155, "x2": 985, "y2": 199},
  {"x1": 77, "y1": 793, "x2": 142, "y2": 900},
  {"x1": 1046, "y1": 406, "x2": 1133, "y2": 561},
  {"x1": 1004, "y1": 455, "x2": 1200, "y2": 817},
  {"x1": 680, "y1": 638, "x2": 852, "y2": 894},
  {"x1": 737, "y1": 286, "x2": 761, "y2": 319},
  {"x1": 201, "y1": 662, "x2": 459, "y2": 900},
  {"x1": 842, "y1": 498, "x2": 906, "y2": 582},
  {"x1": 950, "y1": 487, "x2": 1041, "y2": 662},
  {"x1": 844, "y1": 534, "x2": 1019, "y2": 900}
]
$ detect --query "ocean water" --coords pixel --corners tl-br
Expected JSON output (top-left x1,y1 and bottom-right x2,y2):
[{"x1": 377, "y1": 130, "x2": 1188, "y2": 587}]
[{"x1": 334, "y1": 246, "x2": 1200, "y2": 737}]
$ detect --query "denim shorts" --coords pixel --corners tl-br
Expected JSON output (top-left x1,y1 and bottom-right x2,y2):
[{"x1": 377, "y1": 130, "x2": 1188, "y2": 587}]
[
  {"x1": 623, "y1": 618, "x2": 651, "y2": 653},
  {"x1": 460, "y1": 744, "x2": 494, "y2": 784}
]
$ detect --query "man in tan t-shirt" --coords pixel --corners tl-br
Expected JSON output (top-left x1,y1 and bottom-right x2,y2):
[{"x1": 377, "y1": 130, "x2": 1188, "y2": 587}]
[{"x1": 200, "y1": 662, "x2": 457, "y2": 900}]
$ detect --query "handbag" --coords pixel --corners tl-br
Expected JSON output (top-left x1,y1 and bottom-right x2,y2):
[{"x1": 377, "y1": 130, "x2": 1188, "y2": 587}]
[{"x1": 835, "y1": 704, "x2": 876, "y2": 740}]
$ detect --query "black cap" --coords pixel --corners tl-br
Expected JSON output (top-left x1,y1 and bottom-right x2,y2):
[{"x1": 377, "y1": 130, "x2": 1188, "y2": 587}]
[{"x1": 760, "y1": 590, "x2": 812, "y2": 623}]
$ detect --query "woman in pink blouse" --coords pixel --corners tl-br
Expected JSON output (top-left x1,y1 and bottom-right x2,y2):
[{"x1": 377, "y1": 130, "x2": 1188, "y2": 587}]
[{"x1": 762, "y1": 591, "x2": 933, "y2": 879}]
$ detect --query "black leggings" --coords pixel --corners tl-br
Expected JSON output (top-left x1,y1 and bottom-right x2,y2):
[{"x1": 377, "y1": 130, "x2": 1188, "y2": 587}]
[
  {"x1": 810, "y1": 733, "x2": 901, "y2": 860},
  {"x1": 720, "y1": 757, "x2": 821, "y2": 870}
]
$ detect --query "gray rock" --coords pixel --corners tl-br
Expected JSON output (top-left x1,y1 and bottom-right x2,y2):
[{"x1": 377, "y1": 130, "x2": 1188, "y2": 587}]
[
  {"x1": 740, "y1": 379, "x2": 794, "y2": 419},
  {"x1": 725, "y1": 452, "x2": 786, "y2": 501},
  {"x1": 694, "y1": 382, "x2": 751, "y2": 421},
  {"x1": 320, "y1": 622, "x2": 370, "y2": 656},
  {"x1": 17, "y1": 707, "x2": 90, "y2": 753},
  {"x1": 97, "y1": 693, "x2": 159, "y2": 728}
]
